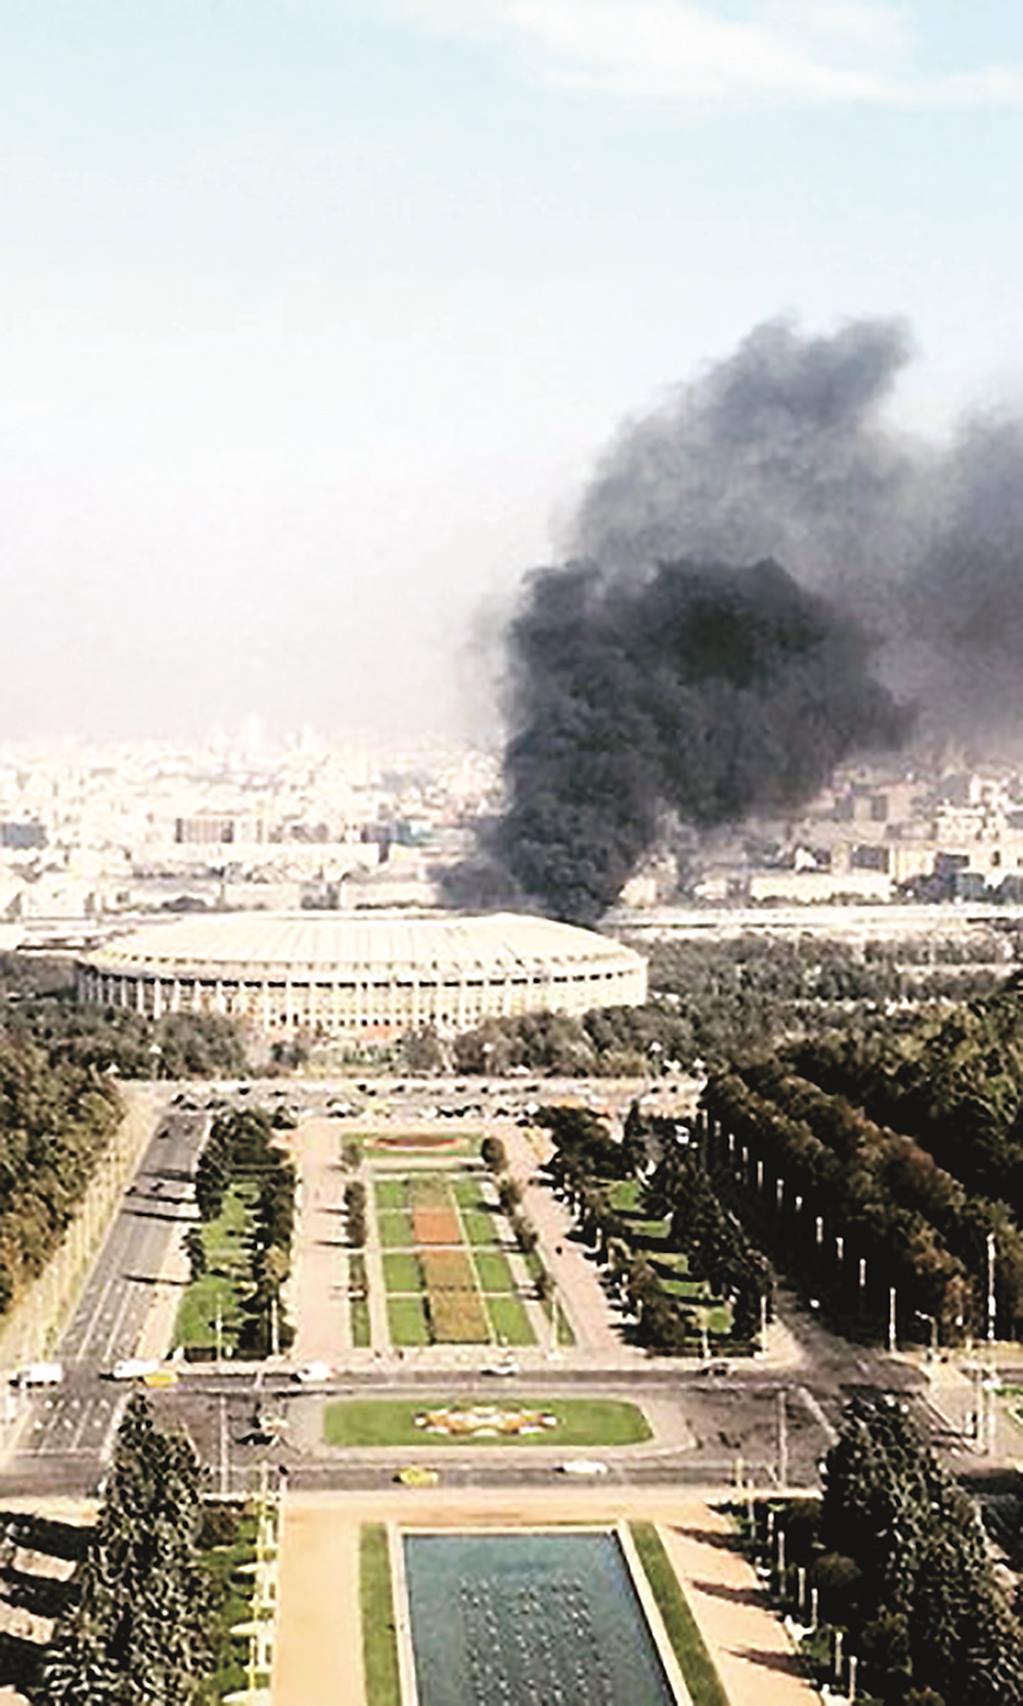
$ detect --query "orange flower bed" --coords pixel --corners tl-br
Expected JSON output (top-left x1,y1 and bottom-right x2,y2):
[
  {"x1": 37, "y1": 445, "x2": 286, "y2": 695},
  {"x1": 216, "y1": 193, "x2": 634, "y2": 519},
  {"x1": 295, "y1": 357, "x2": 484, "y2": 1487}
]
[
  {"x1": 421, "y1": 1248, "x2": 476, "y2": 1291},
  {"x1": 427, "y1": 1288, "x2": 490, "y2": 1343},
  {"x1": 413, "y1": 1206, "x2": 460, "y2": 1245}
]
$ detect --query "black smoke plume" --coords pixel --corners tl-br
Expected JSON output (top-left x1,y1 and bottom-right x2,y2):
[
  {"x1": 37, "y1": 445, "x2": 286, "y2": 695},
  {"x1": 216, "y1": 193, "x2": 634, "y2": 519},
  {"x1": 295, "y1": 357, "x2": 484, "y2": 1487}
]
[
  {"x1": 495, "y1": 557, "x2": 907, "y2": 923},
  {"x1": 480, "y1": 316, "x2": 1023, "y2": 921}
]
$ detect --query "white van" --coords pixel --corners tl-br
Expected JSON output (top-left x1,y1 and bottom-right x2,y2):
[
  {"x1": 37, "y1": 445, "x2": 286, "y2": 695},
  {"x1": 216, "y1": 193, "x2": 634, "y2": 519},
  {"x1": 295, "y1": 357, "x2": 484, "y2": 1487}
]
[{"x1": 13, "y1": 1362, "x2": 64, "y2": 1387}]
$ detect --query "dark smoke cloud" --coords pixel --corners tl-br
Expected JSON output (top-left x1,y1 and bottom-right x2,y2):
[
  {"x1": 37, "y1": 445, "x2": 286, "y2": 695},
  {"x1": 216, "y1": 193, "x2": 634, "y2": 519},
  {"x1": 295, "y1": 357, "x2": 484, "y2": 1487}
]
[
  {"x1": 496, "y1": 558, "x2": 907, "y2": 923},
  {"x1": 482, "y1": 316, "x2": 1023, "y2": 921}
]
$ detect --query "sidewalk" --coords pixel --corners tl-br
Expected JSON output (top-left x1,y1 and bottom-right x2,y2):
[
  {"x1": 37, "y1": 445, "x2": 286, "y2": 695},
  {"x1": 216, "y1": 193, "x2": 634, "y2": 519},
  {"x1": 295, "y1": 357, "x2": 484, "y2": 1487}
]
[
  {"x1": 506, "y1": 1127, "x2": 625, "y2": 1353},
  {"x1": 660, "y1": 1509, "x2": 821, "y2": 1706},
  {"x1": 289, "y1": 1118, "x2": 352, "y2": 1361}
]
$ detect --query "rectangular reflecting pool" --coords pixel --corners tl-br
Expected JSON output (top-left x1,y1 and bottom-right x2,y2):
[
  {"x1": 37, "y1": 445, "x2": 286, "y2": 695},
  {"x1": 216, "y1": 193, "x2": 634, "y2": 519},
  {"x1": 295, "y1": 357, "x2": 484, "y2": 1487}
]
[{"x1": 402, "y1": 1530, "x2": 678, "y2": 1706}]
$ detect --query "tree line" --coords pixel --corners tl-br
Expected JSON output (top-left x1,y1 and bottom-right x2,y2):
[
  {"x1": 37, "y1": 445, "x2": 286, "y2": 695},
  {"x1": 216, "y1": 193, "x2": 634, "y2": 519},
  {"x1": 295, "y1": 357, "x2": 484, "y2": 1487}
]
[
  {"x1": 806, "y1": 1393, "x2": 1023, "y2": 1705},
  {"x1": 41, "y1": 1395, "x2": 210, "y2": 1703},
  {"x1": 192, "y1": 1107, "x2": 296, "y2": 1357},
  {"x1": 0, "y1": 1029, "x2": 121, "y2": 1319},
  {"x1": 541, "y1": 1104, "x2": 770, "y2": 1352}
]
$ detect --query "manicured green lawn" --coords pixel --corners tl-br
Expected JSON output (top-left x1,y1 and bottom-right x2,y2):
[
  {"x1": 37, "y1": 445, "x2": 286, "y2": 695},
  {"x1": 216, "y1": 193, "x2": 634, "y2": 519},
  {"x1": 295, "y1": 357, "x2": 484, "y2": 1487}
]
[
  {"x1": 630, "y1": 1523, "x2": 729, "y2": 1706},
  {"x1": 486, "y1": 1294, "x2": 536, "y2": 1346},
  {"x1": 326, "y1": 1397, "x2": 651, "y2": 1448},
  {"x1": 350, "y1": 1297, "x2": 371, "y2": 1348},
  {"x1": 377, "y1": 1210, "x2": 415, "y2": 1249},
  {"x1": 473, "y1": 1249, "x2": 516, "y2": 1292},
  {"x1": 383, "y1": 1252, "x2": 423, "y2": 1293},
  {"x1": 387, "y1": 1294, "x2": 431, "y2": 1346},
  {"x1": 461, "y1": 1208, "x2": 501, "y2": 1246},
  {"x1": 374, "y1": 1178, "x2": 406, "y2": 1212},
  {"x1": 174, "y1": 1182, "x2": 257, "y2": 1352},
  {"x1": 360, "y1": 1524, "x2": 401, "y2": 1706}
]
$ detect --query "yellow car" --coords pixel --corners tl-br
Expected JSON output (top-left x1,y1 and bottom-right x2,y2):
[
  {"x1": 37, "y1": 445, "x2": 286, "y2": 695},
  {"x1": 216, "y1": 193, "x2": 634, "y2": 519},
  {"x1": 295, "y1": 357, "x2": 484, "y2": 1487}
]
[{"x1": 395, "y1": 1466, "x2": 439, "y2": 1487}]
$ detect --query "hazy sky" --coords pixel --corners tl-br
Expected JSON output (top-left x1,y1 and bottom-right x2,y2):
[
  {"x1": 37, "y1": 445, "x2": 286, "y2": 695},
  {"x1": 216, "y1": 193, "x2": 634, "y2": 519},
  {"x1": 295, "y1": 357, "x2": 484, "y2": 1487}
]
[{"x1": 4, "y1": 0, "x2": 1023, "y2": 742}]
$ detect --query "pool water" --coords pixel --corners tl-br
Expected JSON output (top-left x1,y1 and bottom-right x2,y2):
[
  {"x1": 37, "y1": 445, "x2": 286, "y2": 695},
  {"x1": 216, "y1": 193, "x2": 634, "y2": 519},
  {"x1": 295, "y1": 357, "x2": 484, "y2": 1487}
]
[{"x1": 402, "y1": 1531, "x2": 677, "y2": 1706}]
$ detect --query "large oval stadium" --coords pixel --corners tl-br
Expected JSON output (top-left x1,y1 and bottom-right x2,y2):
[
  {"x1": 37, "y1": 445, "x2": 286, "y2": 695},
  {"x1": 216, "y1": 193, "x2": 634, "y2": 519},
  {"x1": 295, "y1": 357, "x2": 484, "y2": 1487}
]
[{"x1": 75, "y1": 912, "x2": 648, "y2": 1040}]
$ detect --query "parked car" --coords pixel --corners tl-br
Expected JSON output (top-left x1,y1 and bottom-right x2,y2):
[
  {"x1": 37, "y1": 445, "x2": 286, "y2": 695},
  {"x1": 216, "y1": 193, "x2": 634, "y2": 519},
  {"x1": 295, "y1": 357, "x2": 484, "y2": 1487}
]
[{"x1": 557, "y1": 1459, "x2": 609, "y2": 1477}]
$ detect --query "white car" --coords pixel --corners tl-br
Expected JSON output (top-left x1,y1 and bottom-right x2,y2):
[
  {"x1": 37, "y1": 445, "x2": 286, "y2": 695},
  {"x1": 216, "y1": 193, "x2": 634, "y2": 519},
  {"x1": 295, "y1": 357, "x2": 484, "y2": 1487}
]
[
  {"x1": 481, "y1": 1359, "x2": 521, "y2": 1378},
  {"x1": 292, "y1": 1360, "x2": 332, "y2": 1385},
  {"x1": 557, "y1": 1459, "x2": 610, "y2": 1477},
  {"x1": 110, "y1": 1358, "x2": 160, "y2": 1382}
]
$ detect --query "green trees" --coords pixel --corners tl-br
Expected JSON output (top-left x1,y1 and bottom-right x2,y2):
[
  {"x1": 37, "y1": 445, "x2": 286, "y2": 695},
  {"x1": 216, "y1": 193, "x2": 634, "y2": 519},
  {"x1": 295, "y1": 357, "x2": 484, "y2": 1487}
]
[
  {"x1": 192, "y1": 1107, "x2": 296, "y2": 1357},
  {"x1": 820, "y1": 1395, "x2": 1023, "y2": 1705},
  {"x1": 41, "y1": 1395, "x2": 210, "y2": 1704},
  {"x1": 0, "y1": 1029, "x2": 121, "y2": 1324}
]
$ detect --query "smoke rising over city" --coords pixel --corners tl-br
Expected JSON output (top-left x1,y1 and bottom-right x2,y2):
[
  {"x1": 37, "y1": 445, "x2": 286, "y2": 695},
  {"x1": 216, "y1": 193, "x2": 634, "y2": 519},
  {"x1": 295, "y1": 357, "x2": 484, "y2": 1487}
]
[{"x1": 493, "y1": 317, "x2": 1023, "y2": 921}]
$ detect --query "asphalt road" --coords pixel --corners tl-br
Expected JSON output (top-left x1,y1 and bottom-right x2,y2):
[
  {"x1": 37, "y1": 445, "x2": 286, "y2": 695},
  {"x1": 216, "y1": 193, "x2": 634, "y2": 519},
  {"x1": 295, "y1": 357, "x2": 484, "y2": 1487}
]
[{"x1": 2, "y1": 1103, "x2": 208, "y2": 1488}]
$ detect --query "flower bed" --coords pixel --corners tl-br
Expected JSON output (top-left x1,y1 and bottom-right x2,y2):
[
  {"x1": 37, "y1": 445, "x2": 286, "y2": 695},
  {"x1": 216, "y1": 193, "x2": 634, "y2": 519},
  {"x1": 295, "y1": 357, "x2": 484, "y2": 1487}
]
[
  {"x1": 427, "y1": 1287, "x2": 491, "y2": 1342},
  {"x1": 421, "y1": 1248, "x2": 476, "y2": 1290},
  {"x1": 412, "y1": 1205, "x2": 461, "y2": 1244}
]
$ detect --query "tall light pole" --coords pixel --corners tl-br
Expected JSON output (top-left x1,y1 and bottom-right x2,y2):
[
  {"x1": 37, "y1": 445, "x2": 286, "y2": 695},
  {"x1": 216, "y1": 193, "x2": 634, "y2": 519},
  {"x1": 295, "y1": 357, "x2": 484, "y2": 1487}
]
[{"x1": 986, "y1": 1232, "x2": 997, "y2": 1348}]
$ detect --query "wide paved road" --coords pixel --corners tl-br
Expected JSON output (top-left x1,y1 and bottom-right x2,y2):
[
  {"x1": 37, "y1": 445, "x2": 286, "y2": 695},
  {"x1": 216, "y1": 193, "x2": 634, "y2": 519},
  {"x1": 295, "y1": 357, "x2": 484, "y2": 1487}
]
[{"x1": 3, "y1": 1102, "x2": 208, "y2": 1488}]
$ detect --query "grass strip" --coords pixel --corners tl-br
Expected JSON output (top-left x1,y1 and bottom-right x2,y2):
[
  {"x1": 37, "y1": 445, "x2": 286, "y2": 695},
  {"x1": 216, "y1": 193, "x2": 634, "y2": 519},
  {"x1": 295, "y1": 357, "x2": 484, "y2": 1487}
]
[
  {"x1": 374, "y1": 1178, "x2": 406, "y2": 1212},
  {"x1": 461, "y1": 1208, "x2": 501, "y2": 1246},
  {"x1": 629, "y1": 1523, "x2": 729, "y2": 1706},
  {"x1": 351, "y1": 1297, "x2": 371, "y2": 1348},
  {"x1": 360, "y1": 1524, "x2": 401, "y2": 1706},
  {"x1": 485, "y1": 1293, "x2": 535, "y2": 1346},
  {"x1": 473, "y1": 1248, "x2": 517, "y2": 1292},
  {"x1": 326, "y1": 1397, "x2": 651, "y2": 1448},
  {"x1": 383, "y1": 1252, "x2": 423, "y2": 1293},
  {"x1": 174, "y1": 1181, "x2": 256, "y2": 1353},
  {"x1": 387, "y1": 1294, "x2": 431, "y2": 1346},
  {"x1": 377, "y1": 1210, "x2": 415, "y2": 1249}
]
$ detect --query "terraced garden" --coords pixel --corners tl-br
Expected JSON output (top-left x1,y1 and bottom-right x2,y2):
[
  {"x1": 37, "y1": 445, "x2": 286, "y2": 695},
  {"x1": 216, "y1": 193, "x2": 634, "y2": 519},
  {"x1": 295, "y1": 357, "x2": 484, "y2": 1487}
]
[{"x1": 373, "y1": 1170, "x2": 537, "y2": 1348}]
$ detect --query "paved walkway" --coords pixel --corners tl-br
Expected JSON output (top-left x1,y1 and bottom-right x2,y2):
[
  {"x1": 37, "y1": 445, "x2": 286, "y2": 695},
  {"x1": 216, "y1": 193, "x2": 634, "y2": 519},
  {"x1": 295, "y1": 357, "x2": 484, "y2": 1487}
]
[
  {"x1": 273, "y1": 1496, "x2": 362, "y2": 1706},
  {"x1": 661, "y1": 1507, "x2": 820, "y2": 1706},
  {"x1": 506, "y1": 1126, "x2": 634, "y2": 1354},
  {"x1": 289, "y1": 1118, "x2": 352, "y2": 1361},
  {"x1": 362, "y1": 1165, "x2": 393, "y2": 1352}
]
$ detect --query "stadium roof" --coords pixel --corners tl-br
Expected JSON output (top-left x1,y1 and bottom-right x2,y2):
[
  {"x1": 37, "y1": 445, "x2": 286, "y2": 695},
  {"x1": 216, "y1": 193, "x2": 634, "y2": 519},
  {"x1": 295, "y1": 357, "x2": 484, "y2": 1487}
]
[{"x1": 82, "y1": 911, "x2": 644, "y2": 978}]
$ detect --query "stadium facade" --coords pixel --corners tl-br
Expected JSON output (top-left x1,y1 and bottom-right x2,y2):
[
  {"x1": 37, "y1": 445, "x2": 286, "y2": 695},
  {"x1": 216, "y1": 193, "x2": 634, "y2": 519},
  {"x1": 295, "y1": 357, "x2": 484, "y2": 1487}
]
[{"x1": 75, "y1": 911, "x2": 648, "y2": 1040}]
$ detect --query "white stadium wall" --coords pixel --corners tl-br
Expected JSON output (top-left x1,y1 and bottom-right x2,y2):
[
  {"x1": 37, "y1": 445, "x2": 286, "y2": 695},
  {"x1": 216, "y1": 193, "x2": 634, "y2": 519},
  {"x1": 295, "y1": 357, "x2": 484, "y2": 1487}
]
[{"x1": 75, "y1": 911, "x2": 648, "y2": 1041}]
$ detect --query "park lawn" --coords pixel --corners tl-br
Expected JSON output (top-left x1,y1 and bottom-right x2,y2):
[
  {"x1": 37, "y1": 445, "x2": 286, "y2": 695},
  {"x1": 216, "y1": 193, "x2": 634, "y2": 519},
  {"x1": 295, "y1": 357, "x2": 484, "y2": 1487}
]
[
  {"x1": 387, "y1": 1295, "x2": 431, "y2": 1347},
  {"x1": 374, "y1": 1178, "x2": 406, "y2": 1212},
  {"x1": 377, "y1": 1210, "x2": 415, "y2": 1249},
  {"x1": 461, "y1": 1208, "x2": 502, "y2": 1247},
  {"x1": 486, "y1": 1294, "x2": 535, "y2": 1346},
  {"x1": 451, "y1": 1175, "x2": 487, "y2": 1209},
  {"x1": 629, "y1": 1524, "x2": 729, "y2": 1706},
  {"x1": 703, "y1": 1303, "x2": 733, "y2": 1336},
  {"x1": 350, "y1": 1297, "x2": 371, "y2": 1348},
  {"x1": 473, "y1": 1248, "x2": 516, "y2": 1292},
  {"x1": 382, "y1": 1252, "x2": 423, "y2": 1293},
  {"x1": 174, "y1": 1181, "x2": 256, "y2": 1352},
  {"x1": 326, "y1": 1397, "x2": 651, "y2": 1449},
  {"x1": 608, "y1": 1179, "x2": 641, "y2": 1212},
  {"x1": 360, "y1": 1525, "x2": 401, "y2": 1706}
]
